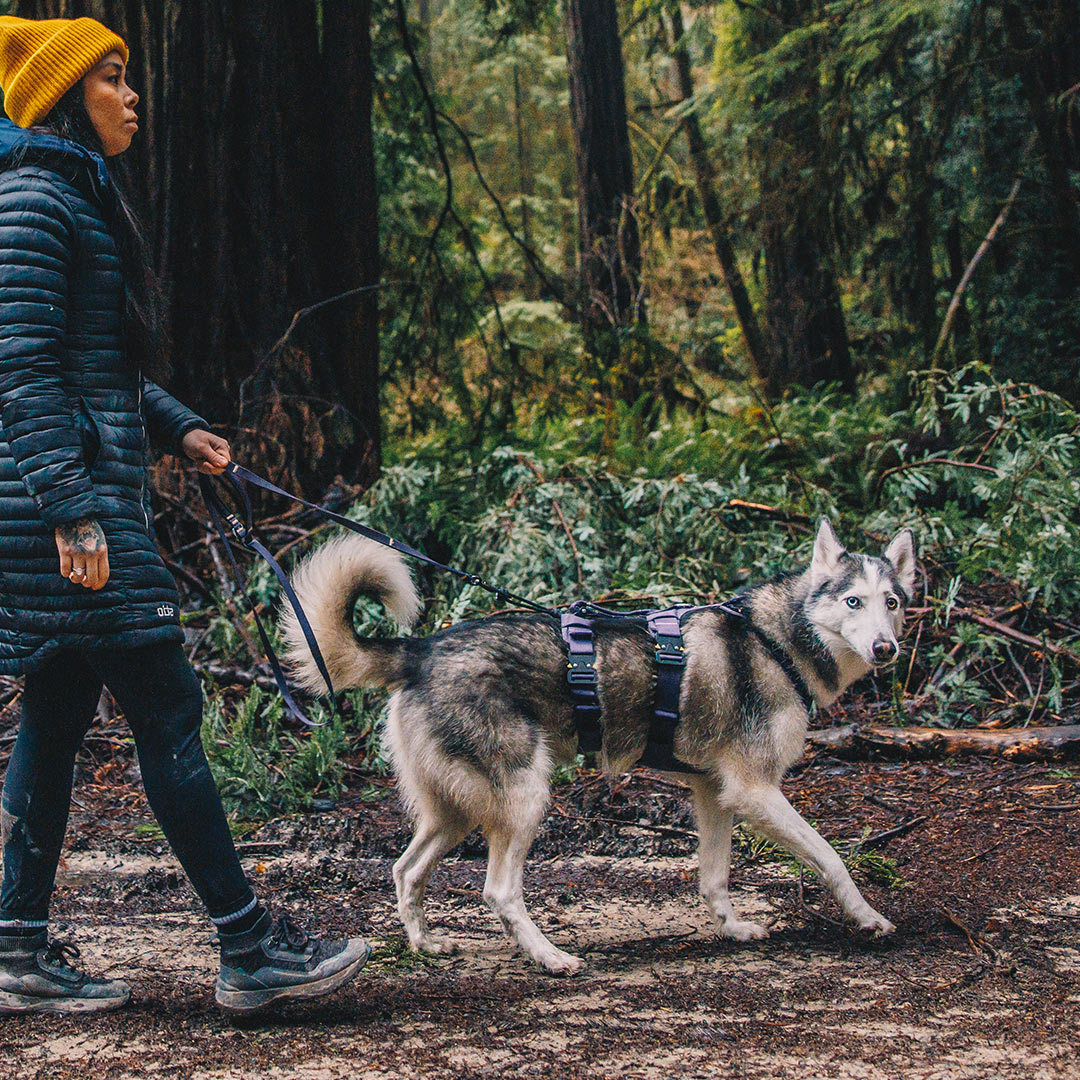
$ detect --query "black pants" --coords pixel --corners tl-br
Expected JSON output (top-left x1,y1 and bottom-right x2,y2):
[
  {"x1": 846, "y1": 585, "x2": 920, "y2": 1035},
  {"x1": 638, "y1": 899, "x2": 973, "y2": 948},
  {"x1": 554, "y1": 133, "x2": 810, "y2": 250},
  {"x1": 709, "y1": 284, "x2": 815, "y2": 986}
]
[{"x1": 0, "y1": 641, "x2": 255, "y2": 924}]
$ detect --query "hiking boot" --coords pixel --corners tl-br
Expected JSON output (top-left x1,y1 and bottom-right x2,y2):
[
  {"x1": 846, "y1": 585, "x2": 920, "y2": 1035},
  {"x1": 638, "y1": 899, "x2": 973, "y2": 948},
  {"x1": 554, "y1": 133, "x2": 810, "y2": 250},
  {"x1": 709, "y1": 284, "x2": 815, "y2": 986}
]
[
  {"x1": 0, "y1": 932, "x2": 130, "y2": 1015},
  {"x1": 214, "y1": 911, "x2": 369, "y2": 1015}
]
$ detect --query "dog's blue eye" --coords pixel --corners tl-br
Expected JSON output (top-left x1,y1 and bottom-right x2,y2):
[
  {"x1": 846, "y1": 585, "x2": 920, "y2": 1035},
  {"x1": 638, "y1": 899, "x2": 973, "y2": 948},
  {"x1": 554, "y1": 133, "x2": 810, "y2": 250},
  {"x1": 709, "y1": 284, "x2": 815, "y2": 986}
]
[{"x1": 845, "y1": 596, "x2": 861, "y2": 609}]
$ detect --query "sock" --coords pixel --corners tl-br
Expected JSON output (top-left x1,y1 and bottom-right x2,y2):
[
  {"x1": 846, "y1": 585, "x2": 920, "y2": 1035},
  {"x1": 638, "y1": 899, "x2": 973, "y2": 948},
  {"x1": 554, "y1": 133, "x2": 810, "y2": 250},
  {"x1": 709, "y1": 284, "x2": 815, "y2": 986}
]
[
  {"x1": 0, "y1": 921, "x2": 47, "y2": 939},
  {"x1": 212, "y1": 898, "x2": 265, "y2": 937}
]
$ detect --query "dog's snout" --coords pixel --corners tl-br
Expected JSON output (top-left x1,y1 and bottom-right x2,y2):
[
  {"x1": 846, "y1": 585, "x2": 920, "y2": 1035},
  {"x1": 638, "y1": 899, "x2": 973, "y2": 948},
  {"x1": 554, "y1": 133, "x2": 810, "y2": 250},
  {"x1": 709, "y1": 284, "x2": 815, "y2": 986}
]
[{"x1": 872, "y1": 639, "x2": 898, "y2": 663}]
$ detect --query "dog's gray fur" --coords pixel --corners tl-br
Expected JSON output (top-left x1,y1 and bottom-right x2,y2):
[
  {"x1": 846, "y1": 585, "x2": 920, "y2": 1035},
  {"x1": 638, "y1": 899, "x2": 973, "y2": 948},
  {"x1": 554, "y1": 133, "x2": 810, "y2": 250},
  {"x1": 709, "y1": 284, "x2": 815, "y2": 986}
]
[{"x1": 280, "y1": 519, "x2": 917, "y2": 973}]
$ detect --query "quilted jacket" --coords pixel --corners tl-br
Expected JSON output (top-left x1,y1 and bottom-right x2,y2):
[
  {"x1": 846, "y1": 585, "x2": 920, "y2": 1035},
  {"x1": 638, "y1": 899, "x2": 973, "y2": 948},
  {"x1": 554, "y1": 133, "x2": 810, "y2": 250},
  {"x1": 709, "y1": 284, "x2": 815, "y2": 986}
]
[{"x1": 0, "y1": 119, "x2": 207, "y2": 674}]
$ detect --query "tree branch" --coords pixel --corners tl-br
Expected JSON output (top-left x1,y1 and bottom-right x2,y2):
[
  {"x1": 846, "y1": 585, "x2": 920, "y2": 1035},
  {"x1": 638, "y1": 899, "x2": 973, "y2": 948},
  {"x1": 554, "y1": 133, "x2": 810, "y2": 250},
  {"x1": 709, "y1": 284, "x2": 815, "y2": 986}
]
[
  {"x1": 436, "y1": 109, "x2": 569, "y2": 308},
  {"x1": 931, "y1": 141, "x2": 1032, "y2": 367}
]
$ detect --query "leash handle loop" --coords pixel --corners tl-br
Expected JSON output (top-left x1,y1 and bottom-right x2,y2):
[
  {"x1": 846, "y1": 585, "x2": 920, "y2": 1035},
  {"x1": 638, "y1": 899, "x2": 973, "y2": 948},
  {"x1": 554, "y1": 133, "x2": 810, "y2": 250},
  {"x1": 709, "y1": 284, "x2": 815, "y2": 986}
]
[{"x1": 198, "y1": 472, "x2": 330, "y2": 727}]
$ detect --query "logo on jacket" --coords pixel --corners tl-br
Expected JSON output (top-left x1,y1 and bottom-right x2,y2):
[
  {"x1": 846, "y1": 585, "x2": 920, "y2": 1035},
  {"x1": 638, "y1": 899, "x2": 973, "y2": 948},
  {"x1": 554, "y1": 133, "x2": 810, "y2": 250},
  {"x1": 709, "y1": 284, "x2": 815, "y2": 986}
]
[{"x1": 157, "y1": 604, "x2": 176, "y2": 617}]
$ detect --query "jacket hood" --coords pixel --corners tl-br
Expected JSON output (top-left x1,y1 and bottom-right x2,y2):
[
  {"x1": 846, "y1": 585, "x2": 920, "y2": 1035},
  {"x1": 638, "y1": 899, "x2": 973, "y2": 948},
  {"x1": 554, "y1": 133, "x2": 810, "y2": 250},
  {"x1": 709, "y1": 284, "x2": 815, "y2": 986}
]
[{"x1": 0, "y1": 116, "x2": 111, "y2": 194}]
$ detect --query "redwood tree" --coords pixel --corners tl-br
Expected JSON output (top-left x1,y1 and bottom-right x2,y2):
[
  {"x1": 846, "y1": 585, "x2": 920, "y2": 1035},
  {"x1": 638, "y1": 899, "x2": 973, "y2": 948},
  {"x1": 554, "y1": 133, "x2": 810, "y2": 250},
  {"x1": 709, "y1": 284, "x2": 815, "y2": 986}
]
[
  {"x1": 16, "y1": 0, "x2": 381, "y2": 493},
  {"x1": 563, "y1": 0, "x2": 646, "y2": 402},
  {"x1": 730, "y1": 0, "x2": 854, "y2": 395}
]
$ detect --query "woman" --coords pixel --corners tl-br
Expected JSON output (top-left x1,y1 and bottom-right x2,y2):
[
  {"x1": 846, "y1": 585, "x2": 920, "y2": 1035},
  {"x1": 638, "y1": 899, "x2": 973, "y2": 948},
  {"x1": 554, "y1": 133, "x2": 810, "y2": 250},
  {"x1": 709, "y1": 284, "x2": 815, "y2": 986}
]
[{"x1": 0, "y1": 16, "x2": 367, "y2": 1015}]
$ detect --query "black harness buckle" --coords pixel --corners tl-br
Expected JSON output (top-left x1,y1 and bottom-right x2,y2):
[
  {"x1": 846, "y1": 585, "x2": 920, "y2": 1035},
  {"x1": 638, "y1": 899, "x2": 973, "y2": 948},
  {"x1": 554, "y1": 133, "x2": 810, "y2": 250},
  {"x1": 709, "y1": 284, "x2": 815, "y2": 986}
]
[{"x1": 653, "y1": 631, "x2": 686, "y2": 666}]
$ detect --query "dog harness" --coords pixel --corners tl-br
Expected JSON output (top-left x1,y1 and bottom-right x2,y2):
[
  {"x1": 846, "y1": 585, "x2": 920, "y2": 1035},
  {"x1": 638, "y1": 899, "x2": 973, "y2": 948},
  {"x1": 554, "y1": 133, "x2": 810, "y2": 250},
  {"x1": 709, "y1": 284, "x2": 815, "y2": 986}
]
[
  {"x1": 559, "y1": 597, "x2": 817, "y2": 774},
  {"x1": 560, "y1": 603, "x2": 703, "y2": 774}
]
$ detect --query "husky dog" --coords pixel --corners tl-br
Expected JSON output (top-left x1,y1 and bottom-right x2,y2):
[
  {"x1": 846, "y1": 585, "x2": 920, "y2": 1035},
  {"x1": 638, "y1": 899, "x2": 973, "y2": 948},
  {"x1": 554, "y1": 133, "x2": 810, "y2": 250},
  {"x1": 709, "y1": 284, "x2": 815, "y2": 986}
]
[{"x1": 280, "y1": 519, "x2": 916, "y2": 974}]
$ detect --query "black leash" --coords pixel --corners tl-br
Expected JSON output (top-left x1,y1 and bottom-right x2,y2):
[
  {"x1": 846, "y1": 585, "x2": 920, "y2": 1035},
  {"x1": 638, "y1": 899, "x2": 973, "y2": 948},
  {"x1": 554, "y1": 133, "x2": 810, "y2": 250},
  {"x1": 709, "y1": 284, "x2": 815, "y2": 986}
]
[
  {"x1": 198, "y1": 462, "x2": 816, "y2": 752},
  {"x1": 198, "y1": 462, "x2": 558, "y2": 726},
  {"x1": 216, "y1": 463, "x2": 556, "y2": 615}
]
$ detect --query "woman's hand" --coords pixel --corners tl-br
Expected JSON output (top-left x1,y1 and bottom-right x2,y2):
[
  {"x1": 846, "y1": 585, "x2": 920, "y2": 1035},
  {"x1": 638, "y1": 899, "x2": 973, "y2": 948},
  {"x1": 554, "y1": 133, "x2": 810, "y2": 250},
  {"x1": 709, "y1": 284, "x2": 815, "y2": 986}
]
[
  {"x1": 55, "y1": 518, "x2": 110, "y2": 589},
  {"x1": 181, "y1": 429, "x2": 231, "y2": 475}
]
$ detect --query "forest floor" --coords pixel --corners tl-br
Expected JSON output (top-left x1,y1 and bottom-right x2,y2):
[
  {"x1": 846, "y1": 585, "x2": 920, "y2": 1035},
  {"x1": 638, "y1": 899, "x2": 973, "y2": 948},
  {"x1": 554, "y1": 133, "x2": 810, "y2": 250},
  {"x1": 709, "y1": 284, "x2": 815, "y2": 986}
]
[{"x1": 2, "y1": 751, "x2": 1079, "y2": 1080}]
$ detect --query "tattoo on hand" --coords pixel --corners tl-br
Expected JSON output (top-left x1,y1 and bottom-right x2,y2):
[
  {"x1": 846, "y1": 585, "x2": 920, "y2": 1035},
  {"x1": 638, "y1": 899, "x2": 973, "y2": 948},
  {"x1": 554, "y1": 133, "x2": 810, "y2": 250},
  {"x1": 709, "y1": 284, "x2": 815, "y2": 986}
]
[{"x1": 58, "y1": 518, "x2": 105, "y2": 553}]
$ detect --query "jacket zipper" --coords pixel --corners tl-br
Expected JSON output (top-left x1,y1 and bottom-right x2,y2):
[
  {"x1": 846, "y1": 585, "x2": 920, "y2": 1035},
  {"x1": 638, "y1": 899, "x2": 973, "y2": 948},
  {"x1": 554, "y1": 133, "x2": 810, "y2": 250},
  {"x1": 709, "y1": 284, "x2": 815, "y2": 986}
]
[{"x1": 137, "y1": 376, "x2": 149, "y2": 532}]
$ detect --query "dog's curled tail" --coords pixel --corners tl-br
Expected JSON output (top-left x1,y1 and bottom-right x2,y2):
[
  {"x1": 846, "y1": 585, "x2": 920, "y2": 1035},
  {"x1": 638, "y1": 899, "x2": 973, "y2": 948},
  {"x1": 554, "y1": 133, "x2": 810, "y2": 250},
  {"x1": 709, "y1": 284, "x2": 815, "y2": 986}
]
[{"x1": 280, "y1": 533, "x2": 421, "y2": 693}]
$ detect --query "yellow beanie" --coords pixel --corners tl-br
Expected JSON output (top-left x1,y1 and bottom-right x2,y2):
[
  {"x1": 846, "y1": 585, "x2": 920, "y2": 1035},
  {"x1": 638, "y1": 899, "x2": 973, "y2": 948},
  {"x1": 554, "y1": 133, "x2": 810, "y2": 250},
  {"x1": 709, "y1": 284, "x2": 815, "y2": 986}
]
[{"x1": 0, "y1": 16, "x2": 128, "y2": 129}]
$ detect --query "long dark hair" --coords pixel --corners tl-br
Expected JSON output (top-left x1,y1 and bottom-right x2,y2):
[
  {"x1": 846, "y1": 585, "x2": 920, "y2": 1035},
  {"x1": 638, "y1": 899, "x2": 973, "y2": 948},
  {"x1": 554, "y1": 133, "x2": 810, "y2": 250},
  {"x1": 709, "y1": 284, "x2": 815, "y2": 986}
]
[{"x1": 21, "y1": 82, "x2": 171, "y2": 383}]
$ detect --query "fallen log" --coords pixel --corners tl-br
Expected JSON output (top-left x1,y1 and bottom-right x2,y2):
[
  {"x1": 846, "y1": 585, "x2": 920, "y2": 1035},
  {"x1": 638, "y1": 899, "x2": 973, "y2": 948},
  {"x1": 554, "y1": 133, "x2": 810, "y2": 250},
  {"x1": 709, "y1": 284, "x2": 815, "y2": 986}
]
[{"x1": 807, "y1": 724, "x2": 1080, "y2": 762}]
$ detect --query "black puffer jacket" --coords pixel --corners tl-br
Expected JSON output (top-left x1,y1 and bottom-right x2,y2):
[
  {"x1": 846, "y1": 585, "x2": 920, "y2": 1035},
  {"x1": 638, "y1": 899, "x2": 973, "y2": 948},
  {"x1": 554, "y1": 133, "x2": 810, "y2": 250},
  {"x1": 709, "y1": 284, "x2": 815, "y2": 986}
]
[{"x1": 0, "y1": 120, "x2": 206, "y2": 674}]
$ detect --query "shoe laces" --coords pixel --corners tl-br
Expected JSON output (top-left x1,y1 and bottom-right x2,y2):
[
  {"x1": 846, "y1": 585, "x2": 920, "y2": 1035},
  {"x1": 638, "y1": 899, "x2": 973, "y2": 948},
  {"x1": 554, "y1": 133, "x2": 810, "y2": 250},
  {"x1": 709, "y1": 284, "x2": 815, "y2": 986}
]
[
  {"x1": 267, "y1": 915, "x2": 309, "y2": 953},
  {"x1": 42, "y1": 939, "x2": 83, "y2": 976}
]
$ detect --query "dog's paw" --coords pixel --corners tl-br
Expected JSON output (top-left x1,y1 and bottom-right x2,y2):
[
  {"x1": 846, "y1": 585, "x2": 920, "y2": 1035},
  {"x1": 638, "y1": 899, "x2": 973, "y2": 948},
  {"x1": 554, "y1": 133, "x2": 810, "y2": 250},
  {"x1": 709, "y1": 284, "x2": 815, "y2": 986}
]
[
  {"x1": 538, "y1": 949, "x2": 584, "y2": 976},
  {"x1": 720, "y1": 919, "x2": 770, "y2": 942},
  {"x1": 413, "y1": 935, "x2": 459, "y2": 956},
  {"x1": 858, "y1": 910, "x2": 896, "y2": 937}
]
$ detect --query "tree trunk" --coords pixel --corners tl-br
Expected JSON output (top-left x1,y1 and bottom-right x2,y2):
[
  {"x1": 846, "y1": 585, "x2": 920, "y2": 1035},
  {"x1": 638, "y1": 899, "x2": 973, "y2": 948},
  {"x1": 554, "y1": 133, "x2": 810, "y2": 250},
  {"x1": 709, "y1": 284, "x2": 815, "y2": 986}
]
[
  {"x1": 905, "y1": 120, "x2": 938, "y2": 357},
  {"x1": 665, "y1": 5, "x2": 771, "y2": 381},
  {"x1": 735, "y1": 0, "x2": 853, "y2": 395},
  {"x1": 758, "y1": 125, "x2": 853, "y2": 394},
  {"x1": 513, "y1": 61, "x2": 538, "y2": 301},
  {"x1": 564, "y1": 0, "x2": 647, "y2": 402},
  {"x1": 297, "y1": 0, "x2": 381, "y2": 488},
  {"x1": 17, "y1": 0, "x2": 381, "y2": 494},
  {"x1": 1001, "y1": 1, "x2": 1080, "y2": 286}
]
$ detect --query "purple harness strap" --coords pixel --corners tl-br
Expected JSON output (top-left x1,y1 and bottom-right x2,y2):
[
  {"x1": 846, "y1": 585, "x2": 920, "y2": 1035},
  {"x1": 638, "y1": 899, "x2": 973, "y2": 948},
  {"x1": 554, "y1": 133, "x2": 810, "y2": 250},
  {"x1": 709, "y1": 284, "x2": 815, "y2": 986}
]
[{"x1": 560, "y1": 610, "x2": 603, "y2": 753}]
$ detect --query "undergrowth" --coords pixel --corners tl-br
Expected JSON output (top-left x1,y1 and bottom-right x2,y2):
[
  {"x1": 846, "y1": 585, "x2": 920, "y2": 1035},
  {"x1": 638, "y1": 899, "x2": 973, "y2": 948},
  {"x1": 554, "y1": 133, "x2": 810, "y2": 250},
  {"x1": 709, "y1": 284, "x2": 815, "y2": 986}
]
[{"x1": 194, "y1": 362, "x2": 1079, "y2": 818}]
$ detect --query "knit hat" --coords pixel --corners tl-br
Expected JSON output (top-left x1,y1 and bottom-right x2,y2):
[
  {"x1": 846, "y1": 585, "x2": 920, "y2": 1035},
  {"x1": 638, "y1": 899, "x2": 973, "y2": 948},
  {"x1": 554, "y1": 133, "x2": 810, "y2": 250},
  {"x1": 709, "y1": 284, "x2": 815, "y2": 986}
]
[{"x1": 0, "y1": 16, "x2": 128, "y2": 129}]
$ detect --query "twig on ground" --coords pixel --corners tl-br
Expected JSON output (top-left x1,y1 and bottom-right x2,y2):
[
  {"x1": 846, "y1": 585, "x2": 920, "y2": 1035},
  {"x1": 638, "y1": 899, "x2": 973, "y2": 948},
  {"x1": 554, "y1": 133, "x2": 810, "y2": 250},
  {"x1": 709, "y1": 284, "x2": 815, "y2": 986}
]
[
  {"x1": 725, "y1": 499, "x2": 812, "y2": 524},
  {"x1": 853, "y1": 816, "x2": 927, "y2": 850},
  {"x1": 965, "y1": 611, "x2": 1080, "y2": 663}
]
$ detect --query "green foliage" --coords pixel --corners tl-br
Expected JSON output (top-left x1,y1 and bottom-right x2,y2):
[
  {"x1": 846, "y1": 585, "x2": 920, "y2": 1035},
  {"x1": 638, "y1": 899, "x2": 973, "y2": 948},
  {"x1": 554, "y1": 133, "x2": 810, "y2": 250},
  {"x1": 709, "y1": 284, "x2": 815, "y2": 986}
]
[
  {"x1": 201, "y1": 684, "x2": 353, "y2": 820},
  {"x1": 199, "y1": 359, "x2": 1077, "y2": 819},
  {"x1": 890, "y1": 365, "x2": 1080, "y2": 613}
]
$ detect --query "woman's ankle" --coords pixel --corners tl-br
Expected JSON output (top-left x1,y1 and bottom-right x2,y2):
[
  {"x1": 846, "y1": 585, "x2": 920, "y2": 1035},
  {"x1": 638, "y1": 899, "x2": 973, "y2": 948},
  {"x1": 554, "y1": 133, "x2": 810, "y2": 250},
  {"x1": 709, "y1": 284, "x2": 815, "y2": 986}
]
[
  {"x1": 0, "y1": 919, "x2": 48, "y2": 939},
  {"x1": 211, "y1": 897, "x2": 264, "y2": 937}
]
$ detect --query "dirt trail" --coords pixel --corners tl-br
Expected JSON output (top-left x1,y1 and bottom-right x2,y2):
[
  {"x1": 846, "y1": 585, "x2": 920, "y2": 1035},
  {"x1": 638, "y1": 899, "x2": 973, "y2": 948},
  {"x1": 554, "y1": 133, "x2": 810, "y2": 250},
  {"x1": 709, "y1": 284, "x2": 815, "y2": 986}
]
[{"x1": 2, "y1": 758, "x2": 1078, "y2": 1079}]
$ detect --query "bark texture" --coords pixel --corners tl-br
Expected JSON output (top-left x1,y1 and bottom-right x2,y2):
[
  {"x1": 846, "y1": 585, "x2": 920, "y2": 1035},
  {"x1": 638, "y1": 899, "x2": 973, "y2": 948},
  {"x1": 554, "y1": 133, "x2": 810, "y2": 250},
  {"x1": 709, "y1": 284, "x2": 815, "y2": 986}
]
[
  {"x1": 564, "y1": 0, "x2": 646, "y2": 401},
  {"x1": 16, "y1": 0, "x2": 381, "y2": 493},
  {"x1": 808, "y1": 724, "x2": 1080, "y2": 762},
  {"x1": 665, "y1": 5, "x2": 771, "y2": 381}
]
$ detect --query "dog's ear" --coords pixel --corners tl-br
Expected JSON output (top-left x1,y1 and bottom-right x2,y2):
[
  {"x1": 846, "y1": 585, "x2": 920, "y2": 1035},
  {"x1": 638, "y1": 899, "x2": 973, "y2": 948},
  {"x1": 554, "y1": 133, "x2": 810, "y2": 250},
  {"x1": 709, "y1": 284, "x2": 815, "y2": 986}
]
[
  {"x1": 811, "y1": 517, "x2": 847, "y2": 586},
  {"x1": 883, "y1": 528, "x2": 917, "y2": 600}
]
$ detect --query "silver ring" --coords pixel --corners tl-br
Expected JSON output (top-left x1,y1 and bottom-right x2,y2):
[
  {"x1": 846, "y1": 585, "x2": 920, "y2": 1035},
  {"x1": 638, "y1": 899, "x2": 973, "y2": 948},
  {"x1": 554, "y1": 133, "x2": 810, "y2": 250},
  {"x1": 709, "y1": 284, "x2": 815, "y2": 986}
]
[{"x1": 69, "y1": 567, "x2": 86, "y2": 580}]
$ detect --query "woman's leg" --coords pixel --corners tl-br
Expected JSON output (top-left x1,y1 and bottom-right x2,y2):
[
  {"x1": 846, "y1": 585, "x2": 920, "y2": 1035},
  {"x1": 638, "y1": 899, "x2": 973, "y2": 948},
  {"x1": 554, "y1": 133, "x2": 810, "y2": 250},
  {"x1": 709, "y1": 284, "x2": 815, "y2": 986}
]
[
  {"x1": 85, "y1": 640, "x2": 368, "y2": 1013},
  {"x1": 85, "y1": 642, "x2": 257, "y2": 925},
  {"x1": 0, "y1": 651, "x2": 103, "y2": 928}
]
